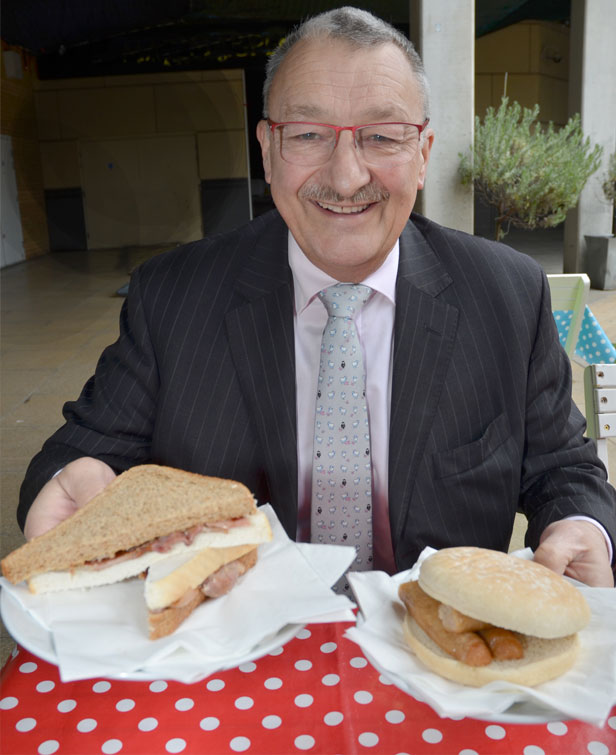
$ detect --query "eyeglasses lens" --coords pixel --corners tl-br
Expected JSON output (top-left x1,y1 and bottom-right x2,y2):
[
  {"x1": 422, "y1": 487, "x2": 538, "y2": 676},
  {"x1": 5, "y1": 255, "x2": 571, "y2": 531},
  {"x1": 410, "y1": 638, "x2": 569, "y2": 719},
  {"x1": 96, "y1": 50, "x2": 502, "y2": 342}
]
[{"x1": 277, "y1": 124, "x2": 421, "y2": 166}]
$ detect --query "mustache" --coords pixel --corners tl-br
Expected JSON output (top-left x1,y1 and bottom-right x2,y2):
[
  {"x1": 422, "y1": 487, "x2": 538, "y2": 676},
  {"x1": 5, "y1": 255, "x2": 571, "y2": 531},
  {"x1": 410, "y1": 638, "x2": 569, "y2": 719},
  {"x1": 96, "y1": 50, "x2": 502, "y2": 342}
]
[{"x1": 299, "y1": 184, "x2": 390, "y2": 204}]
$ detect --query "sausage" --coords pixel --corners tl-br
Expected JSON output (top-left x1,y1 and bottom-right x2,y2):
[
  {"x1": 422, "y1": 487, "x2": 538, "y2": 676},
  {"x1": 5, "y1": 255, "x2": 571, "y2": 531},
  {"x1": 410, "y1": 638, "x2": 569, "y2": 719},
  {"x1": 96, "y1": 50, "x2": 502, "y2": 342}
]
[
  {"x1": 479, "y1": 626, "x2": 524, "y2": 660},
  {"x1": 438, "y1": 603, "x2": 489, "y2": 633},
  {"x1": 398, "y1": 581, "x2": 492, "y2": 667},
  {"x1": 171, "y1": 587, "x2": 202, "y2": 609},
  {"x1": 201, "y1": 559, "x2": 246, "y2": 598}
]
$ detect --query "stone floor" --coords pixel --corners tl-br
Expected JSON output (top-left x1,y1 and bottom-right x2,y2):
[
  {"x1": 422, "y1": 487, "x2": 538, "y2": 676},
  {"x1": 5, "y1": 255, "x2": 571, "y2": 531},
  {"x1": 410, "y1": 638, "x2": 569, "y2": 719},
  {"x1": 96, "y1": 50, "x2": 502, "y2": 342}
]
[{"x1": 1, "y1": 231, "x2": 614, "y2": 666}]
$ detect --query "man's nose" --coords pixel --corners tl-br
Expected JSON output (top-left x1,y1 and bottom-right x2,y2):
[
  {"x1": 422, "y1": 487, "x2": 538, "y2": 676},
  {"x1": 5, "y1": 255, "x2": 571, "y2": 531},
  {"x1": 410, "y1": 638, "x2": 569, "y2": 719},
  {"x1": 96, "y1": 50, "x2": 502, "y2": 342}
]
[{"x1": 322, "y1": 130, "x2": 372, "y2": 197}]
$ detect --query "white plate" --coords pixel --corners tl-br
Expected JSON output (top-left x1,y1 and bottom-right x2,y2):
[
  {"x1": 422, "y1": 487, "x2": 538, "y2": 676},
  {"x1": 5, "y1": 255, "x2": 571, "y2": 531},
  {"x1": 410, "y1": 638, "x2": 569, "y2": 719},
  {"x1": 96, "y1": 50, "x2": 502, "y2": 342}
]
[{"x1": 1, "y1": 588, "x2": 301, "y2": 682}]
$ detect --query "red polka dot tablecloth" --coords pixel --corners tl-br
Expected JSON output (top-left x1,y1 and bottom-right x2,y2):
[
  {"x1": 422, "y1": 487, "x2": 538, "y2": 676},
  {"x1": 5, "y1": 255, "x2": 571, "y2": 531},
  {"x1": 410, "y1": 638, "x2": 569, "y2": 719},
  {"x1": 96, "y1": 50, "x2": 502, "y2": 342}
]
[{"x1": 1, "y1": 620, "x2": 614, "y2": 755}]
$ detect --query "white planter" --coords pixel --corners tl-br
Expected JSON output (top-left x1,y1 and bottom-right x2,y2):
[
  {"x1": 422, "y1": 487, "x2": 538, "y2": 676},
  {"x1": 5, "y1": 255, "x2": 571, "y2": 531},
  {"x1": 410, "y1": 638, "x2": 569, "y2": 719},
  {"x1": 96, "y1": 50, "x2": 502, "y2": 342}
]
[{"x1": 585, "y1": 235, "x2": 616, "y2": 290}]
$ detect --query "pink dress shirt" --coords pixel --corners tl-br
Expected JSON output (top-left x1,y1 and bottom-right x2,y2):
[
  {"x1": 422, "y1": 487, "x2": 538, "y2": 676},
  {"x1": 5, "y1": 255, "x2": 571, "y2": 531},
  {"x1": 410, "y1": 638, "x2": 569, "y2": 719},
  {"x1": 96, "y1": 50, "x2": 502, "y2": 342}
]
[{"x1": 289, "y1": 232, "x2": 397, "y2": 572}]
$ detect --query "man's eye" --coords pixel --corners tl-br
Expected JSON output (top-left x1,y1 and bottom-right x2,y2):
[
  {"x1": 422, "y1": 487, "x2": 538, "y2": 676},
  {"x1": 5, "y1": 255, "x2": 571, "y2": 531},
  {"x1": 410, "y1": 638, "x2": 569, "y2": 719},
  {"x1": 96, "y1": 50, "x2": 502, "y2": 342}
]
[
  {"x1": 295, "y1": 131, "x2": 322, "y2": 141},
  {"x1": 365, "y1": 132, "x2": 396, "y2": 144}
]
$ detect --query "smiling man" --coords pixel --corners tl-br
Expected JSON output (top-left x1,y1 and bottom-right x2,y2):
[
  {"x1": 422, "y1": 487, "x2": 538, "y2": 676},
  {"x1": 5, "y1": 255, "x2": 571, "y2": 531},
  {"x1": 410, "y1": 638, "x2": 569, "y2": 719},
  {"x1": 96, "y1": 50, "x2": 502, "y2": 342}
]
[
  {"x1": 18, "y1": 8, "x2": 616, "y2": 588},
  {"x1": 257, "y1": 34, "x2": 433, "y2": 282}
]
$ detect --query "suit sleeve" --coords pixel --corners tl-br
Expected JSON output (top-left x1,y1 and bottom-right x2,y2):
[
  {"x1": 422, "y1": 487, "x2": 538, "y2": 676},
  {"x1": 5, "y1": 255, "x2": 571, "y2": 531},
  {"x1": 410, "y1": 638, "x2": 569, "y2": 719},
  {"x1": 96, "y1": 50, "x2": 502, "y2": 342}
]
[
  {"x1": 17, "y1": 268, "x2": 160, "y2": 529},
  {"x1": 519, "y1": 273, "x2": 616, "y2": 560}
]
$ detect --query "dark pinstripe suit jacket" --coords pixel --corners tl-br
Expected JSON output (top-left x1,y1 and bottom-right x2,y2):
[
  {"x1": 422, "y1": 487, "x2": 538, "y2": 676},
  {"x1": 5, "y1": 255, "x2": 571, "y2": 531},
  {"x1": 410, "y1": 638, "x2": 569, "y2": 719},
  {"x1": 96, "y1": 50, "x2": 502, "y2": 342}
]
[{"x1": 19, "y1": 210, "x2": 616, "y2": 569}]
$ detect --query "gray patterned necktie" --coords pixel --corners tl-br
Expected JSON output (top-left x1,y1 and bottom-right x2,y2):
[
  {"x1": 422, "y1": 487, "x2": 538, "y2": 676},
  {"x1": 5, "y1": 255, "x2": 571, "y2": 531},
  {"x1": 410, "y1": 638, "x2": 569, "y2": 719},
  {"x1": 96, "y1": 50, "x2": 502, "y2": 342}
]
[{"x1": 311, "y1": 283, "x2": 374, "y2": 590}]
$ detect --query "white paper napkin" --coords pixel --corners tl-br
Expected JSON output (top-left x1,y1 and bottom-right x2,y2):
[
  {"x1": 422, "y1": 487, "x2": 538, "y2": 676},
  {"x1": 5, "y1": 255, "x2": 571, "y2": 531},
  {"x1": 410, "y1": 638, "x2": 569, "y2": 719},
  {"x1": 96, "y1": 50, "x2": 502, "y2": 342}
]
[
  {"x1": 0, "y1": 504, "x2": 357, "y2": 682},
  {"x1": 345, "y1": 547, "x2": 616, "y2": 726}
]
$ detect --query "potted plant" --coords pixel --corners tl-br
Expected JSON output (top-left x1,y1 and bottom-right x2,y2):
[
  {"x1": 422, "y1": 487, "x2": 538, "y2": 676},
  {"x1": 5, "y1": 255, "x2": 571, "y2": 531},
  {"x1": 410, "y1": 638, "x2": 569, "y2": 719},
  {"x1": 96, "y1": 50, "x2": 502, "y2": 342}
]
[
  {"x1": 584, "y1": 150, "x2": 616, "y2": 290},
  {"x1": 459, "y1": 96, "x2": 602, "y2": 241}
]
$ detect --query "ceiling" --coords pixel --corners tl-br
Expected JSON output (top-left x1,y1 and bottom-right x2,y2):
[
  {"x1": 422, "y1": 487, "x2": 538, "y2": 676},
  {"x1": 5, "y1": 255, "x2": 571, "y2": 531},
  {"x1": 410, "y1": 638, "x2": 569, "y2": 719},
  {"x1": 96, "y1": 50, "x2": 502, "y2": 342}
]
[{"x1": 2, "y1": 0, "x2": 571, "y2": 80}]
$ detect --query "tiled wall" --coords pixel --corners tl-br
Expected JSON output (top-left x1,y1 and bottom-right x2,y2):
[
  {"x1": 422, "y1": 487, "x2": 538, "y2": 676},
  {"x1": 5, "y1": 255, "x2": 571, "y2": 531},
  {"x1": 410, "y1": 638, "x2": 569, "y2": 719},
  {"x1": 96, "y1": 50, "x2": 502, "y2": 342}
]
[{"x1": 35, "y1": 69, "x2": 249, "y2": 248}]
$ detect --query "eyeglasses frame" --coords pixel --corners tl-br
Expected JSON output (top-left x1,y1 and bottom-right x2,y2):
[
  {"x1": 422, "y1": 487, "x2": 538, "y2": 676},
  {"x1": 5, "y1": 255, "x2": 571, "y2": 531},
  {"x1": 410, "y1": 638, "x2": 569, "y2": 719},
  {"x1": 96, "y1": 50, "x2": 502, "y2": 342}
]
[{"x1": 266, "y1": 118, "x2": 430, "y2": 164}]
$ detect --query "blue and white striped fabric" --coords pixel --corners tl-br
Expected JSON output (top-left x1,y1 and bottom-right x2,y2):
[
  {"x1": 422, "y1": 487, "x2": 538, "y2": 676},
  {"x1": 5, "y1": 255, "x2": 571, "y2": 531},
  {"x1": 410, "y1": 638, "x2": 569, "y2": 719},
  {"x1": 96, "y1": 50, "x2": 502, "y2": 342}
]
[{"x1": 553, "y1": 306, "x2": 616, "y2": 364}]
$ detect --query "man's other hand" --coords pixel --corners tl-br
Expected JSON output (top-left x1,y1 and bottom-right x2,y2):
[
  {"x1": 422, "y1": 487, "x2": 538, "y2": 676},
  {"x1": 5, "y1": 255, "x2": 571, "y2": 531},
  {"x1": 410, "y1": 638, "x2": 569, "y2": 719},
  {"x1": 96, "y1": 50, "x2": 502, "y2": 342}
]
[
  {"x1": 533, "y1": 519, "x2": 614, "y2": 587},
  {"x1": 24, "y1": 457, "x2": 116, "y2": 540}
]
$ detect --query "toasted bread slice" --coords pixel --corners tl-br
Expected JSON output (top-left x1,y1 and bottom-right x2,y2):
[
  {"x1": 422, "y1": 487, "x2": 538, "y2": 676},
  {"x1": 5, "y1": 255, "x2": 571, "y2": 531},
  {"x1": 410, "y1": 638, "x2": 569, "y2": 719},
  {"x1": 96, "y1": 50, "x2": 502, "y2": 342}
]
[
  {"x1": 145, "y1": 543, "x2": 258, "y2": 610},
  {"x1": 25, "y1": 512, "x2": 271, "y2": 594},
  {"x1": 148, "y1": 549, "x2": 258, "y2": 639},
  {"x1": 2, "y1": 465, "x2": 257, "y2": 584}
]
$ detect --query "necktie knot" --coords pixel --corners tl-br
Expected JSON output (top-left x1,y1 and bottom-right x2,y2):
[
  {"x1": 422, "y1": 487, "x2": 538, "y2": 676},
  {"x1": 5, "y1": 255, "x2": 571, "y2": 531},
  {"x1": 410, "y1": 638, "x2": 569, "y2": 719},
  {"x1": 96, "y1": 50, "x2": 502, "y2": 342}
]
[{"x1": 318, "y1": 283, "x2": 373, "y2": 319}]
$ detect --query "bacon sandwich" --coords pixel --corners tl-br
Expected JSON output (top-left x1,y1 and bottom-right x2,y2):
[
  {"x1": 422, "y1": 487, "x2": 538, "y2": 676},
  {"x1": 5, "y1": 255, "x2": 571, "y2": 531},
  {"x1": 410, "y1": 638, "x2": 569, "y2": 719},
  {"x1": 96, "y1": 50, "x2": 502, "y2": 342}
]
[
  {"x1": 398, "y1": 546, "x2": 591, "y2": 687},
  {"x1": 1, "y1": 465, "x2": 272, "y2": 639}
]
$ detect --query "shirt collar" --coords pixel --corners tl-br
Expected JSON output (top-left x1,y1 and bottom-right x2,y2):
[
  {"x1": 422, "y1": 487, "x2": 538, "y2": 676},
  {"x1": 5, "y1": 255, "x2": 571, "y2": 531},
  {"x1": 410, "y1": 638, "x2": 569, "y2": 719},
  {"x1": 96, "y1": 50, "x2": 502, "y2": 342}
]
[{"x1": 288, "y1": 231, "x2": 399, "y2": 315}]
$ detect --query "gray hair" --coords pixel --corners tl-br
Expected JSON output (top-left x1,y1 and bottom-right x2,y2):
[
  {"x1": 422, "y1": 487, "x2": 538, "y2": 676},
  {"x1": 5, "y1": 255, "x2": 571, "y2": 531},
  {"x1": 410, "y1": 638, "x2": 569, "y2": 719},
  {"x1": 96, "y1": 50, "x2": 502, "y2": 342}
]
[{"x1": 262, "y1": 6, "x2": 430, "y2": 120}]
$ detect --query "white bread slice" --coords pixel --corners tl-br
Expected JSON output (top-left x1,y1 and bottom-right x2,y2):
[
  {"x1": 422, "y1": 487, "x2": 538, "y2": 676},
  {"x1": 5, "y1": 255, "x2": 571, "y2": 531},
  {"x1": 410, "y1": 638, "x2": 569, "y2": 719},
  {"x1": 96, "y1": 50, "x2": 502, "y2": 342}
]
[
  {"x1": 2, "y1": 465, "x2": 258, "y2": 585},
  {"x1": 27, "y1": 510, "x2": 272, "y2": 594},
  {"x1": 403, "y1": 614, "x2": 580, "y2": 687},
  {"x1": 145, "y1": 543, "x2": 259, "y2": 610},
  {"x1": 148, "y1": 549, "x2": 258, "y2": 640}
]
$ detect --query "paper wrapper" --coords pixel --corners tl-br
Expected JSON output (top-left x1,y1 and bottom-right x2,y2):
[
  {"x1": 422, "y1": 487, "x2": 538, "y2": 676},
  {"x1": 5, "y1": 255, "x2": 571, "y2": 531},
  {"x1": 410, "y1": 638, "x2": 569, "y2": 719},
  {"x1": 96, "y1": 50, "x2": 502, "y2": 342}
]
[
  {"x1": 0, "y1": 504, "x2": 356, "y2": 683},
  {"x1": 345, "y1": 547, "x2": 616, "y2": 726}
]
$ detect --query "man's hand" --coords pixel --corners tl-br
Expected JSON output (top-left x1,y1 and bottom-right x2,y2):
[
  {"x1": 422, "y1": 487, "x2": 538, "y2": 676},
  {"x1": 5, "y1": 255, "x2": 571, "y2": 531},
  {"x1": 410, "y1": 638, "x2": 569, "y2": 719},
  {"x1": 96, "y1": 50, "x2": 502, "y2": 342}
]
[
  {"x1": 24, "y1": 457, "x2": 117, "y2": 540},
  {"x1": 533, "y1": 519, "x2": 614, "y2": 587}
]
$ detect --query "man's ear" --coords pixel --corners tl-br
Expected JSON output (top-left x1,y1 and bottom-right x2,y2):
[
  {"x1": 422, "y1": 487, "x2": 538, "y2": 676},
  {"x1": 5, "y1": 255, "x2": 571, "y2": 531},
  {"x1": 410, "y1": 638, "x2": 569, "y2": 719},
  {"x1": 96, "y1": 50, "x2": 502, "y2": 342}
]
[
  {"x1": 256, "y1": 120, "x2": 272, "y2": 184},
  {"x1": 416, "y1": 128, "x2": 435, "y2": 190}
]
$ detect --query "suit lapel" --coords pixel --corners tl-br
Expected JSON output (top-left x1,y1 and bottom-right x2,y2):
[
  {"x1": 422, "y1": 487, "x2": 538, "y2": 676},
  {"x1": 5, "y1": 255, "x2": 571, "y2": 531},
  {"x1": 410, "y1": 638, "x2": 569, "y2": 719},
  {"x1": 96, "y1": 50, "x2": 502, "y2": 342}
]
[
  {"x1": 225, "y1": 213, "x2": 299, "y2": 535},
  {"x1": 388, "y1": 218, "x2": 459, "y2": 564}
]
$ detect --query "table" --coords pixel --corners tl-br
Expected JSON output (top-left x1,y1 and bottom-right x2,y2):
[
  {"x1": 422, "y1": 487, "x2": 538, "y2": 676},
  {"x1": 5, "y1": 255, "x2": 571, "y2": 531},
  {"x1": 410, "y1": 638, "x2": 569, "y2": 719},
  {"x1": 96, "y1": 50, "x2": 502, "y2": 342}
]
[{"x1": 1, "y1": 620, "x2": 615, "y2": 755}]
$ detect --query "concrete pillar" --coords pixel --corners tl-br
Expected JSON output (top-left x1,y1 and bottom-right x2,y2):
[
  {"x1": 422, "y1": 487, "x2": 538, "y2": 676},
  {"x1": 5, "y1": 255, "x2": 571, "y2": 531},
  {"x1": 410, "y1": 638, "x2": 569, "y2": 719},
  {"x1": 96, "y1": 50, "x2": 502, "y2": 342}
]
[
  {"x1": 409, "y1": 0, "x2": 475, "y2": 233},
  {"x1": 563, "y1": 0, "x2": 616, "y2": 273}
]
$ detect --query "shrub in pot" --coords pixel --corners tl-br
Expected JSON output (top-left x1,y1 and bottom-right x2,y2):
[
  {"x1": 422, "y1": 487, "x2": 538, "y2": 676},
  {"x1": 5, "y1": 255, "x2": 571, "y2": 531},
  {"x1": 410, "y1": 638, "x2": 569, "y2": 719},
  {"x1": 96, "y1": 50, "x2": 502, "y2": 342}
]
[{"x1": 459, "y1": 96, "x2": 602, "y2": 241}]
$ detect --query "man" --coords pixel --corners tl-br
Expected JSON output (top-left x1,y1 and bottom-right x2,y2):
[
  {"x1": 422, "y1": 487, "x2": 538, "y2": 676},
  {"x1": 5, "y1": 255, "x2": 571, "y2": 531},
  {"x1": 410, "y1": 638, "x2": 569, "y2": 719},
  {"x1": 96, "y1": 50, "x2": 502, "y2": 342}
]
[{"x1": 19, "y1": 7, "x2": 615, "y2": 586}]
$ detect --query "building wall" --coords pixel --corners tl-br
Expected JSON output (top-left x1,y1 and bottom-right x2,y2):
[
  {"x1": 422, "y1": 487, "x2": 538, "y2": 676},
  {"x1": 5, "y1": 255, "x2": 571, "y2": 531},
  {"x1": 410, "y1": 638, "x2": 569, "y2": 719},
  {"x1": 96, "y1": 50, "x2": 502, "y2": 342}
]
[
  {"x1": 0, "y1": 45, "x2": 49, "y2": 259},
  {"x1": 35, "y1": 69, "x2": 249, "y2": 249},
  {"x1": 476, "y1": 20, "x2": 570, "y2": 125}
]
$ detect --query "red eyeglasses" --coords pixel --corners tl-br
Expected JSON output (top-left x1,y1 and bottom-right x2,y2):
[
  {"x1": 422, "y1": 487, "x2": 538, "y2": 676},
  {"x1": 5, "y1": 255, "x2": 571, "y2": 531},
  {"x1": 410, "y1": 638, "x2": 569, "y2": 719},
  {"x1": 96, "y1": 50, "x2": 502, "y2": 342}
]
[{"x1": 267, "y1": 119, "x2": 429, "y2": 167}]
